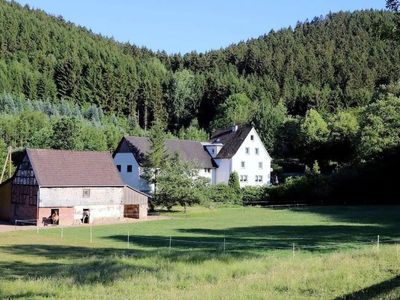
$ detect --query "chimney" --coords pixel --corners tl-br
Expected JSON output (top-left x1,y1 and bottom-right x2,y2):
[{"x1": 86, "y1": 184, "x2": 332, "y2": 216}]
[{"x1": 232, "y1": 124, "x2": 238, "y2": 132}]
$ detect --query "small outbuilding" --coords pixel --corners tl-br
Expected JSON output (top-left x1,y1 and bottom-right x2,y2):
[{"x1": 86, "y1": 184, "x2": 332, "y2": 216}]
[{"x1": 0, "y1": 149, "x2": 149, "y2": 226}]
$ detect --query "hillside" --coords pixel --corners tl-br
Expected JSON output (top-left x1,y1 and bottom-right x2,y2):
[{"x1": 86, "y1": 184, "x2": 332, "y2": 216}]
[{"x1": 0, "y1": 1, "x2": 400, "y2": 168}]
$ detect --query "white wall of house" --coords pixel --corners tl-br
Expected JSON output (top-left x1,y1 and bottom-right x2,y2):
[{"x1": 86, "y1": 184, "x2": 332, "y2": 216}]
[
  {"x1": 214, "y1": 159, "x2": 232, "y2": 184},
  {"x1": 72, "y1": 205, "x2": 123, "y2": 223},
  {"x1": 113, "y1": 153, "x2": 151, "y2": 192},
  {"x1": 231, "y1": 128, "x2": 271, "y2": 187},
  {"x1": 198, "y1": 168, "x2": 214, "y2": 183},
  {"x1": 39, "y1": 187, "x2": 125, "y2": 223}
]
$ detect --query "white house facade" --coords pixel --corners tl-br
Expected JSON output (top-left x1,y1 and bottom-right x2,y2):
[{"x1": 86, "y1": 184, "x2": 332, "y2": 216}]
[
  {"x1": 206, "y1": 126, "x2": 271, "y2": 187},
  {"x1": 113, "y1": 125, "x2": 272, "y2": 192},
  {"x1": 113, "y1": 137, "x2": 217, "y2": 193}
]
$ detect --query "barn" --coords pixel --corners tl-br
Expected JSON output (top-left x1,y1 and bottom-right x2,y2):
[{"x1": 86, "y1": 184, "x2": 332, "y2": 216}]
[{"x1": 0, "y1": 149, "x2": 148, "y2": 226}]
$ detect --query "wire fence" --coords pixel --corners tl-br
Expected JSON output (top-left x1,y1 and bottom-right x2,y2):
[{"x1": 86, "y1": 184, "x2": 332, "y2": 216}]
[{"x1": 9, "y1": 219, "x2": 400, "y2": 256}]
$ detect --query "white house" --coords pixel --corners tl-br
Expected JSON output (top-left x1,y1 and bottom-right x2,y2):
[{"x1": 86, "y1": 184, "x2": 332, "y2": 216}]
[
  {"x1": 113, "y1": 137, "x2": 217, "y2": 192},
  {"x1": 113, "y1": 125, "x2": 272, "y2": 191},
  {"x1": 205, "y1": 125, "x2": 272, "y2": 187}
]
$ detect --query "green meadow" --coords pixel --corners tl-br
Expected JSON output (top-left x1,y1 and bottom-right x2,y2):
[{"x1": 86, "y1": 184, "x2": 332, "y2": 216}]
[{"x1": 0, "y1": 206, "x2": 399, "y2": 299}]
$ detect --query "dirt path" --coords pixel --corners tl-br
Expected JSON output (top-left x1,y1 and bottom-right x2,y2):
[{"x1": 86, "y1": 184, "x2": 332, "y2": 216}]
[{"x1": 0, "y1": 216, "x2": 169, "y2": 233}]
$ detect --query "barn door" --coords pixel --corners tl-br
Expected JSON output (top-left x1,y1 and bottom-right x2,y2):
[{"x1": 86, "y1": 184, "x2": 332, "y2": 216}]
[{"x1": 124, "y1": 205, "x2": 139, "y2": 218}]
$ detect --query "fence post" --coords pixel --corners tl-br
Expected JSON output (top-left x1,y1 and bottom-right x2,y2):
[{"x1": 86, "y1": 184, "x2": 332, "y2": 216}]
[
  {"x1": 127, "y1": 231, "x2": 130, "y2": 249},
  {"x1": 169, "y1": 236, "x2": 172, "y2": 253},
  {"x1": 292, "y1": 243, "x2": 295, "y2": 258},
  {"x1": 377, "y1": 235, "x2": 380, "y2": 252},
  {"x1": 223, "y1": 238, "x2": 226, "y2": 254}
]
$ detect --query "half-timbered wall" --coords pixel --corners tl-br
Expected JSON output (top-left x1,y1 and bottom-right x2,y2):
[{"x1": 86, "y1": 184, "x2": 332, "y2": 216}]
[{"x1": 10, "y1": 155, "x2": 39, "y2": 222}]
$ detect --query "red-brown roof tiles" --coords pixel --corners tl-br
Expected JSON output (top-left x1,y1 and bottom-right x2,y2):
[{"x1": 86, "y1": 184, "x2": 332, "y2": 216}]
[{"x1": 26, "y1": 149, "x2": 124, "y2": 187}]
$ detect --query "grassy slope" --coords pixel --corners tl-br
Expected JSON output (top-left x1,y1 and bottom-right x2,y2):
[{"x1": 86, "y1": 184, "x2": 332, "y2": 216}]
[{"x1": 0, "y1": 206, "x2": 399, "y2": 299}]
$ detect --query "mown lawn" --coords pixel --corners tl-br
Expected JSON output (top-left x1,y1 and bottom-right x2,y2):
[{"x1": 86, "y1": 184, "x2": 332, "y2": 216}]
[{"x1": 0, "y1": 206, "x2": 399, "y2": 299}]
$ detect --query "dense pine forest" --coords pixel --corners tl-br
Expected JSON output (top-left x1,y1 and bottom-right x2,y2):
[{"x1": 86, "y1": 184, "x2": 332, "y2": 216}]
[{"x1": 1, "y1": 0, "x2": 400, "y2": 185}]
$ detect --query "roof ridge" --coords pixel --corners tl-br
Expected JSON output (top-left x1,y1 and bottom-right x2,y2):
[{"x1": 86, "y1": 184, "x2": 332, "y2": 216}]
[
  {"x1": 126, "y1": 136, "x2": 206, "y2": 144},
  {"x1": 26, "y1": 148, "x2": 111, "y2": 154}
]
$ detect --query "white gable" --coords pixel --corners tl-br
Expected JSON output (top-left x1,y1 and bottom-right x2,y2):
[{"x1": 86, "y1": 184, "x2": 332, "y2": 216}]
[{"x1": 231, "y1": 127, "x2": 271, "y2": 187}]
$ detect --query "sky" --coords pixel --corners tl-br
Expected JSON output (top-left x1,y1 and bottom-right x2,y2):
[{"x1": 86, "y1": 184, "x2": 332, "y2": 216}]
[{"x1": 15, "y1": 0, "x2": 386, "y2": 54}]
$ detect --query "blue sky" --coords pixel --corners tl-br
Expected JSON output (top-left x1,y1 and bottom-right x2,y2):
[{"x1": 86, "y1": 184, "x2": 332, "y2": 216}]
[{"x1": 15, "y1": 0, "x2": 385, "y2": 54}]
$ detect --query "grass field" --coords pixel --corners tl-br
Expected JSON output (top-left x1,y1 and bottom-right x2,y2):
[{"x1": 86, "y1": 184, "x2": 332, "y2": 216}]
[{"x1": 0, "y1": 206, "x2": 400, "y2": 299}]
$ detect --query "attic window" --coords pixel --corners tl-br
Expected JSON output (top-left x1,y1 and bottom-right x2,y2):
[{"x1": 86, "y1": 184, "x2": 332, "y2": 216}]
[
  {"x1": 245, "y1": 147, "x2": 250, "y2": 154},
  {"x1": 250, "y1": 135, "x2": 254, "y2": 141},
  {"x1": 241, "y1": 161, "x2": 245, "y2": 168},
  {"x1": 127, "y1": 165, "x2": 133, "y2": 173},
  {"x1": 255, "y1": 148, "x2": 259, "y2": 155},
  {"x1": 83, "y1": 189, "x2": 90, "y2": 198}
]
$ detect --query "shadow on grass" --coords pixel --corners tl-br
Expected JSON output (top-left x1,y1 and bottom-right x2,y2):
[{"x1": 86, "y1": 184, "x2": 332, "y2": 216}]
[
  {"x1": 335, "y1": 274, "x2": 400, "y2": 299},
  {"x1": 0, "y1": 291, "x2": 56, "y2": 299},
  {"x1": 0, "y1": 252, "x2": 159, "y2": 285},
  {"x1": 165, "y1": 223, "x2": 398, "y2": 252},
  {"x1": 0, "y1": 242, "x2": 258, "y2": 288},
  {"x1": 288, "y1": 206, "x2": 400, "y2": 228}
]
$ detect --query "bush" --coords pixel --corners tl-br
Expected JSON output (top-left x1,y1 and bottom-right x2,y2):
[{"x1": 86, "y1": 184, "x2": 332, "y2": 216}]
[
  {"x1": 207, "y1": 184, "x2": 242, "y2": 205},
  {"x1": 241, "y1": 186, "x2": 266, "y2": 204}
]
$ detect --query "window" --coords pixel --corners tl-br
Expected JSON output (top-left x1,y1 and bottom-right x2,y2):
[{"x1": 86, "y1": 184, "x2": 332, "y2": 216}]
[
  {"x1": 245, "y1": 147, "x2": 250, "y2": 154},
  {"x1": 211, "y1": 149, "x2": 215, "y2": 154},
  {"x1": 255, "y1": 148, "x2": 259, "y2": 155},
  {"x1": 240, "y1": 175, "x2": 248, "y2": 182},
  {"x1": 241, "y1": 161, "x2": 245, "y2": 168},
  {"x1": 83, "y1": 189, "x2": 90, "y2": 198},
  {"x1": 258, "y1": 162, "x2": 263, "y2": 169},
  {"x1": 204, "y1": 168, "x2": 211, "y2": 173},
  {"x1": 255, "y1": 175, "x2": 263, "y2": 183},
  {"x1": 116, "y1": 165, "x2": 121, "y2": 172},
  {"x1": 250, "y1": 135, "x2": 254, "y2": 141},
  {"x1": 127, "y1": 165, "x2": 133, "y2": 173}
]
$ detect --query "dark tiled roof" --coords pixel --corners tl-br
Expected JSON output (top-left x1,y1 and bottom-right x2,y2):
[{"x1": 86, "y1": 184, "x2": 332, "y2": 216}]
[
  {"x1": 124, "y1": 137, "x2": 216, "y2": 168},
  {"x1": 26, "y1": 149, "x2": 124, "y2": 187},
  {"x1": 210, "y1": 126, "x2": 252, "y2": 159}
]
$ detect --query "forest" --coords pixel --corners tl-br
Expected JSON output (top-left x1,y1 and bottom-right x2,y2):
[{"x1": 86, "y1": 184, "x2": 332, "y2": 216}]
[{"x1": 0, "y1": 0, "x2": 400, "y2": 187}]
